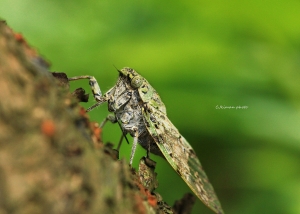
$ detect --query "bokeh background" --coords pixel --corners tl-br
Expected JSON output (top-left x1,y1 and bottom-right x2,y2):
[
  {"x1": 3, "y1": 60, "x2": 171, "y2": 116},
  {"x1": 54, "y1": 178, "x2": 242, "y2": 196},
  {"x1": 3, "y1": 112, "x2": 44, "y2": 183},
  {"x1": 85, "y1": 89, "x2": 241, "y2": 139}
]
[{"x1": 1, "y1": 0, "x2": 300, "y2": 213}]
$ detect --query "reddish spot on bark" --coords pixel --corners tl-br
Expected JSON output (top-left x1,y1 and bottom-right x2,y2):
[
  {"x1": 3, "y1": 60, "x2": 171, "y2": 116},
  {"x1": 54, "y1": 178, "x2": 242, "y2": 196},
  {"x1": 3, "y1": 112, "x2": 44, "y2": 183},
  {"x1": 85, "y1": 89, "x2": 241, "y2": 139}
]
[
  {"x1": 135, "y1": 180, "x2": 157, "y2": 208},
  {"x1": 79, "y1": 107, "x2": 87, "y2": 117},
  {"x1": 93, "y1": 124, "x2": 102, "y2": 141},
  {"x1": 145, "y1": 189, "x2": 157, "y2": 207},
  {"x1": 14, "y1": 33, "x2": 25, "y2": 42},
  {"x1": 41, "y1": 119, "x2": 55, "y2": 137},
  {"x1": 91, "y1": 122, "x2": 103, "y2": 148},
  {"x1": 133, "y1": 194, "x2": 147, "y2": 214}
]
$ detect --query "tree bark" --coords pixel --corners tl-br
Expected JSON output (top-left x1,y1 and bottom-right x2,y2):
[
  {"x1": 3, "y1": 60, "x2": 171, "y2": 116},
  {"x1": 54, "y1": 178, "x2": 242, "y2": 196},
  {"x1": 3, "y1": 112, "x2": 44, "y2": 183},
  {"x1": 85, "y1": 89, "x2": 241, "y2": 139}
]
[{"x1": 0, "y1": 21, "x2": 194, "y2": 214}]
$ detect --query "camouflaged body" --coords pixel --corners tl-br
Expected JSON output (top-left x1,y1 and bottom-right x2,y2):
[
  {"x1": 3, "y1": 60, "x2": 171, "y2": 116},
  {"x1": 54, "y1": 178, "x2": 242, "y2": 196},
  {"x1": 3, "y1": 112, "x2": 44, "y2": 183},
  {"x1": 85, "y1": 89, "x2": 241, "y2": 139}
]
[
  {"x1": 103, "y1": 67, "x2": 224, "y2": 214},
  {"x1": 104, "y1": 73, "x2": 163, "y2": 157}
]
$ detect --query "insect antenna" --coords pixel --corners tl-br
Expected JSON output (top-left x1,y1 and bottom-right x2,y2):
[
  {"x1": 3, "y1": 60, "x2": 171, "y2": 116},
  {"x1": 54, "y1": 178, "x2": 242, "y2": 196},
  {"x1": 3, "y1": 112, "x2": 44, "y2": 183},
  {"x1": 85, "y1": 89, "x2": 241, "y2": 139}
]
[{"x1": 113, "y1": 64, "x2": 121, "y2": 73}]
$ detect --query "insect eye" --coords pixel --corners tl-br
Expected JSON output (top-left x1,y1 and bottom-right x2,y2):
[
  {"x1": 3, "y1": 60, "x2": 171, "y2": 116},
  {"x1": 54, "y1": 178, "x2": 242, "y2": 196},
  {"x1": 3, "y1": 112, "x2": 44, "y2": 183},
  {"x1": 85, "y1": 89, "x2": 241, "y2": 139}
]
[{"x1": 131, "y1": 76, "x2": 143, "y2": 88}]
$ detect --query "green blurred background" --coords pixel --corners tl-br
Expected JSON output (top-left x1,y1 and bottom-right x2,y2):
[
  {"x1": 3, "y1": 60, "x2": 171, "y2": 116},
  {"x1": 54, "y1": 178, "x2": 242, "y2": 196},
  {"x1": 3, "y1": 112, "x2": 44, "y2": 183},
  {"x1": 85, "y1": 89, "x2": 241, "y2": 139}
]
[{"x1": 1, "y1": 0, "x2": 300, "y2": 213}]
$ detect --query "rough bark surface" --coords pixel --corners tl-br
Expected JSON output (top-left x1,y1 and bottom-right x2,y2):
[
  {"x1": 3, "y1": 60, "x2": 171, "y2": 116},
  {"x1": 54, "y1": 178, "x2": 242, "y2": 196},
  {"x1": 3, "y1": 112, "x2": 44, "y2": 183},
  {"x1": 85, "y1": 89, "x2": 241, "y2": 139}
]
[{"x1": 0, "y1": 21, "x2": 195, "y2": 214}]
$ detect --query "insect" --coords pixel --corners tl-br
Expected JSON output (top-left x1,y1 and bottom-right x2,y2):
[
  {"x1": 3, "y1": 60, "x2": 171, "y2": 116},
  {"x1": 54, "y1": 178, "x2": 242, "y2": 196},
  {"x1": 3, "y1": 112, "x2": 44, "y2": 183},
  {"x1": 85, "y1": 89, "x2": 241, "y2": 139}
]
[{"x1": 68, "y1": 67, "x2": 224, "y2": 214}]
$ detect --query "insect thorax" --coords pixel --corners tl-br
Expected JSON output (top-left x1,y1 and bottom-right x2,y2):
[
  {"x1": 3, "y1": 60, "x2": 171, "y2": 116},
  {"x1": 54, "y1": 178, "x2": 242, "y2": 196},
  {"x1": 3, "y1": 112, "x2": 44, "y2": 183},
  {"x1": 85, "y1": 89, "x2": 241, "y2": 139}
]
[{"x1": 107, "y1": 79, "x2": 163, "y2": 157}]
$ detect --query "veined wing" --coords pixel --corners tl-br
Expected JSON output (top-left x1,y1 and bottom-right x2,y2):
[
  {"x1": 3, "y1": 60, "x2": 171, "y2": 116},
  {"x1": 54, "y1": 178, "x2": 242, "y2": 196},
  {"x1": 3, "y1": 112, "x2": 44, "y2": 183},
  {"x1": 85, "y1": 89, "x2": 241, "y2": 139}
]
[
  {"x1": 142, "y1": 105, "x2": 224, "y2": 214},
  {"x1": 138, "y1": 80, "x2": 167, "y2": 114}
]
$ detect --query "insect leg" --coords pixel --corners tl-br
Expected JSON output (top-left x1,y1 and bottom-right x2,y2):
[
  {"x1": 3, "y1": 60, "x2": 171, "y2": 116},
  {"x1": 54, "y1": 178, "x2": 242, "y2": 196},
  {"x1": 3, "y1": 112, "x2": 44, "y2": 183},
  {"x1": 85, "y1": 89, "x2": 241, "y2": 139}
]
[
  {"x1": 100, "y1": 114, "x2": 130, "y2": 149},
  {"x1": 99, "y1": 114, "x2": 117, "y2": 128},
  {"x1": 116, "y1": 134, "x2": 124, "y2": 151},
  {"x1": 68, "y1": 75, "x2": 102, "y2": 102},
  {"x1": 129, "y1": 128, "x2": 138, "y2": 166}
]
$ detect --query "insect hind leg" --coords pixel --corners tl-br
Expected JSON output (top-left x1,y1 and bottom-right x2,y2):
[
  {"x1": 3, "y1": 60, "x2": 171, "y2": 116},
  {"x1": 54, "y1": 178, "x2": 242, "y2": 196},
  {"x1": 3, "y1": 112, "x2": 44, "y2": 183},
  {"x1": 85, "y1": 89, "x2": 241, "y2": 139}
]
[
  {"x1": 130, "y1": 134, "x2": 138, "y2": 166},
  {"x1": 127, "y1": 126, "x2": 141, "y2": 166}
]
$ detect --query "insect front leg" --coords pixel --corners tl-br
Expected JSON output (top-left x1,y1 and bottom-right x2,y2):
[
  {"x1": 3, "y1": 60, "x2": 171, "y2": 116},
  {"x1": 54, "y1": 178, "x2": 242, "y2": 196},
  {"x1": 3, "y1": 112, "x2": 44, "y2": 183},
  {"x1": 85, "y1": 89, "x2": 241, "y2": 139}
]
[
  {"x1": 68, "y1": 75, "x2": 102, "y2": 101},
  {"x1": 68, "y1": 75, "x2": 108, "y2": 111}
]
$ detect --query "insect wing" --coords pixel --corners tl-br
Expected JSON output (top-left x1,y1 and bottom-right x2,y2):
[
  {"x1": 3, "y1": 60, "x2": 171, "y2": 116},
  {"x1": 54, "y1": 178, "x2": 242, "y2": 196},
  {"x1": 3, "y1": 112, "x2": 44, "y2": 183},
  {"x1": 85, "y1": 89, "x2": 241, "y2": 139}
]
[
  {"x1": 138, "y1": 80, "x2": 167, "y2": 114},
  {"x1": 142, "y1": 106, "x2": 223, "y2": 214}
]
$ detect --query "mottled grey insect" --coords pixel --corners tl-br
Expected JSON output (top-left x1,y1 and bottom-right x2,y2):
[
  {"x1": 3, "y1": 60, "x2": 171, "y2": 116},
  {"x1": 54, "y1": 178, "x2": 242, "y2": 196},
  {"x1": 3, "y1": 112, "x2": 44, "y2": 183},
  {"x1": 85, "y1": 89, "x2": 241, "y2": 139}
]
[{"x1": 69, "y1": 67, "x2": 224, "y2": 214}]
